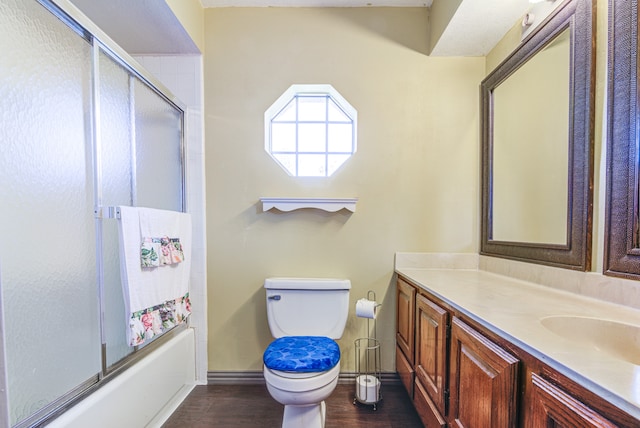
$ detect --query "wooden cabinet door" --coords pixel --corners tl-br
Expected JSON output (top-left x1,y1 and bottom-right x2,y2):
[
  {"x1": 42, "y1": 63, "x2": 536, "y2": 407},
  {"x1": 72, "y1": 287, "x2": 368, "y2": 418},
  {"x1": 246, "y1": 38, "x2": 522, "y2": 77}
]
[
  {"x1": 396, "y1": 278, "x2": 416, "y2": 363},
  {"x1": 415, "y1": 293, "x2": 449, "y2": 417},
  {"x1": 396, "y1": 345, "x2": 415, "y2": 399},
  {"x1": 415, "y1": 378, "x2": 447, "y2": 428},
  {"x1": 449, "y1": 317, "x2": 519, "y2": 428},
  {"x1": 530, "y1": 373, "x2": 617, "y2": 428}
]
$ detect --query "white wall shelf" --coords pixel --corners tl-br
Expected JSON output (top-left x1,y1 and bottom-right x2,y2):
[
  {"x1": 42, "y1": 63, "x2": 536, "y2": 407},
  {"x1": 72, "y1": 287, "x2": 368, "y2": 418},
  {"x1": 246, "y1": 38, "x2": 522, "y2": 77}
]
[{"x1": 260, "y1": 197, "x2": 358, "y2": 213}]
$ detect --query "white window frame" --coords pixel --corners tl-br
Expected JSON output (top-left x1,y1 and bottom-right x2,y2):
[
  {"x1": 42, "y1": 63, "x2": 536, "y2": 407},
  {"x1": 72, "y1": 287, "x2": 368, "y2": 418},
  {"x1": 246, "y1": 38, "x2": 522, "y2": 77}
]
[{"x1": 264, "y1": 84, "x2": 357, "y2": 177}]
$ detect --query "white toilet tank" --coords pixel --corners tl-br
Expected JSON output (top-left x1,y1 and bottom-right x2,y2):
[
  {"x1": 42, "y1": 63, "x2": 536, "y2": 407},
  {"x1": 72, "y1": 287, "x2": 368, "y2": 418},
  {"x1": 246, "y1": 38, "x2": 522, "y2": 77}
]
[{"x1": 265, "y1": 278, "x2": 351, "y2": 339}]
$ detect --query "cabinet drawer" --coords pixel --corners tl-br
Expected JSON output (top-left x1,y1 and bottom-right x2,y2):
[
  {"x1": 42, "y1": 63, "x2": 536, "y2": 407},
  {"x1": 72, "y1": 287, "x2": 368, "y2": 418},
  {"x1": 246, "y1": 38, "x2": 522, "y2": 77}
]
[
  {"x1": 414, "y1": 378, "x2": 447, "y2": 428},
  {"x1": 396, "y1": 345, "x2": 415, "y2": 399}
]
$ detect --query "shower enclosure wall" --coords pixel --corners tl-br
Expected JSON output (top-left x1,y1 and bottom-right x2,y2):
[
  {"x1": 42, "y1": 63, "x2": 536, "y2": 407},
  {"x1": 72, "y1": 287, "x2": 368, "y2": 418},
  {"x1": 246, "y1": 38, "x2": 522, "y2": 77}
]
[{"x1": 0, "y1": 0, "x2": 188, "y2": 426}]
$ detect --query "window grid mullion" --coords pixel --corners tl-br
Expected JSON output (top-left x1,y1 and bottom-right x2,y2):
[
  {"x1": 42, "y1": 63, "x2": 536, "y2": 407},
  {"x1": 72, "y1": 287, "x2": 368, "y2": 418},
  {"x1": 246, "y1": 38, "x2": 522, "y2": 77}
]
[
  {"x1": 295, "y1": 95, "x2": 299, "y2": 176},
  {"x1": 324, "y1": 95, "x2": 329, "y2": 177}
]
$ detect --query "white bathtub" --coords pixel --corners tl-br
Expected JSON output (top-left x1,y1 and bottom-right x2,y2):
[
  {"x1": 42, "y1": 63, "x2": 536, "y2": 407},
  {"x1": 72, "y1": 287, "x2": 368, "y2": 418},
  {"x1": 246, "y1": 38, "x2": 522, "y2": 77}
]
[{"x1": 48, "y1": 328, "x2": 196, "y2": 428}]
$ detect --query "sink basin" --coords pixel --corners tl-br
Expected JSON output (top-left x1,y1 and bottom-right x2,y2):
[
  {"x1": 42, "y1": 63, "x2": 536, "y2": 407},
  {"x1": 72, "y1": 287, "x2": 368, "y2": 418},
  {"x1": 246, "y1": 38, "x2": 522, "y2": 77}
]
[{"x1": 540, "y1": 315, "x2": 640, "y2": 365}]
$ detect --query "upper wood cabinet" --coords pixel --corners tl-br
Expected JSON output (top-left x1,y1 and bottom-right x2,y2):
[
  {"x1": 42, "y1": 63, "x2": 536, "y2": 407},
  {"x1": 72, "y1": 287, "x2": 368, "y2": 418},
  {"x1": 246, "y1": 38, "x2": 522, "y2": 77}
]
[{"x1": 449, "y1": 317, "x2": 519, "y2": 428}]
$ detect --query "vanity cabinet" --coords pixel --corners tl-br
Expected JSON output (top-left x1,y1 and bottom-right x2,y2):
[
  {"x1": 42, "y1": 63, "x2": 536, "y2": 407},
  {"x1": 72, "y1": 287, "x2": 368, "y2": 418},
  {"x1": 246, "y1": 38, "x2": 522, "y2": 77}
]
[
  {"x1": 415, "y1": 293, "x2": 448, "y2": 417},
  {"x1": 396, "y1": 274, "x2": 639, "y2": 428},
  {"x1": 449, "y1": 317, "x2": 519, "y2": 427},
  {"x1": 396, "y1": 277, "x2": 416, "y2": 397},
  {"x1": 530, "y1": 373, "x2": 617, "y2": 427},
  {"x1": 396, "y1": 277, "x2": 415, "y2": 365},
  {"x1": 396, "y1": 277, "x2": 519, "y2": 427}
]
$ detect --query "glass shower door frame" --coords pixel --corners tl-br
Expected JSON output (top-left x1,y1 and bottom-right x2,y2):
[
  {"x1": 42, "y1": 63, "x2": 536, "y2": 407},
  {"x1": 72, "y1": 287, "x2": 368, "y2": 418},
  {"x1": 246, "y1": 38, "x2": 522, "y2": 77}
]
[{"x1": 0, "y1": 0, "x2": 187, "y2": 426}]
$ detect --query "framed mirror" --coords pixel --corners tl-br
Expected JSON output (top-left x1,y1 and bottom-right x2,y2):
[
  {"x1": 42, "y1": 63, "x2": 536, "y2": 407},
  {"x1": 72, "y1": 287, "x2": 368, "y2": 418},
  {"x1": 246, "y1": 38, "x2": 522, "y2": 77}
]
[
  {"x1": 480, "y1": 0, "x2": 595, "y2": 271},
  {"x1": 604, "y1": 0, "x2": 640, "y2": 279}
]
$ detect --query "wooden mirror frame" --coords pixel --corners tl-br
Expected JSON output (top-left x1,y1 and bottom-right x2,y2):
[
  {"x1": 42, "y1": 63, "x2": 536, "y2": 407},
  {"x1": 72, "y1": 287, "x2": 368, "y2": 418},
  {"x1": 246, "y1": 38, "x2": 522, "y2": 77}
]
[
  {"x1": 480, "y1": 0, "x2": 595, "y2": 271},
  {"x1": 604, "y1": 0, "x2": 640, "y2": 279}
]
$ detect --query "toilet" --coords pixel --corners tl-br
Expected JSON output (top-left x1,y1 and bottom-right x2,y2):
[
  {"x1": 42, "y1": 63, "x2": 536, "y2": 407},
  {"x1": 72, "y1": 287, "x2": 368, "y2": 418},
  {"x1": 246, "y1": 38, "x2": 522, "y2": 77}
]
[{"x1": 263, "y1": 277, "x2": 351, "y2": 428}]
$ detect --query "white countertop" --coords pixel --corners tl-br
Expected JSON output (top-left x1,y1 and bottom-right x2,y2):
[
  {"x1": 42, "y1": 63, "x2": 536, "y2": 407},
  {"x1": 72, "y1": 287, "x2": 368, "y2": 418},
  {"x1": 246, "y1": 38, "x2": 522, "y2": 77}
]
[{"x1": 395, "y1": 267, "x2": 640, "y2": 420}]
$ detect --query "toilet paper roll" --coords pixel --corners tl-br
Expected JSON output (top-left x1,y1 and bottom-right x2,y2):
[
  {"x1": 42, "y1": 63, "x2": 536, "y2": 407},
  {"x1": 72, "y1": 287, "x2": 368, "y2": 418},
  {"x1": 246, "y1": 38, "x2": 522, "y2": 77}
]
[
  {"x1": 355, "y1": 298, "x2": 378, "y2": 319},
  {"x1": 356, "y1": 375, "x2": 380, "y2": 403}
]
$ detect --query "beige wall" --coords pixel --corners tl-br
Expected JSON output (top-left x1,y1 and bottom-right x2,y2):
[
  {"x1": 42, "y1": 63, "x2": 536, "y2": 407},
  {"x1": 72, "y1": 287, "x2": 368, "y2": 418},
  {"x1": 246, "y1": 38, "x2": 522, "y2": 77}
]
[{"x1": 203, "y1": 7, "x2": 484, "y2": 372}]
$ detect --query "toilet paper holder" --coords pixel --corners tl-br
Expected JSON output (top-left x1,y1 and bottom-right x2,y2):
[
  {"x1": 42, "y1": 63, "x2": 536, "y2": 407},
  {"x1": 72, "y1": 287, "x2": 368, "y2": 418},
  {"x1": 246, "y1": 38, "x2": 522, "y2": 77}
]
[{"x1": 353, "y1": 290, "x2": 382, "y2": 409}]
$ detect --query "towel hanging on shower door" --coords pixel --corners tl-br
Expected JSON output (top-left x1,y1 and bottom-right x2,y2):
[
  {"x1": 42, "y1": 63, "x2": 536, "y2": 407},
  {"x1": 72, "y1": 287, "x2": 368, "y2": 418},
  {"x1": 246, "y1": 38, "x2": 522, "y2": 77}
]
[{"x1": 117, "y1": 206, "x2": 192, "y2": 346}]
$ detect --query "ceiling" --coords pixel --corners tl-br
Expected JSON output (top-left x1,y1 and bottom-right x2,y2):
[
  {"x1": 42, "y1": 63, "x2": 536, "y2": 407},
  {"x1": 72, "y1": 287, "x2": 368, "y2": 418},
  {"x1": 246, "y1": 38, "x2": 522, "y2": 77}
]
[
  {"x1": 67, "y1": 0, "x2": 530, "y2": 56},
  {"x1": 201, "y1": 0, "x2": 433, "y2": 5},
  {"x1": 68, "y1": 0, "x2": 201, "y2": 55},
  {"x1": 431, "y1": 0, "x2": 529, "y2": 56}
]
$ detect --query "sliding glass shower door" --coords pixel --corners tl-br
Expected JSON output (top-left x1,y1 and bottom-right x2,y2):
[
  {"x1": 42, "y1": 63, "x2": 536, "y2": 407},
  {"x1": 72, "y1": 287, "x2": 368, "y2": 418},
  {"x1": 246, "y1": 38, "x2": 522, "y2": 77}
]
[
  {"x1": 0, "y1": 0, "x2": 186, "y2": 426},
  {"x1": 0, "y1": 0, "x2": 100, "y2": 425},
  {"x1": 97, "y1": 49, "x2": 185, "y2": 369}
]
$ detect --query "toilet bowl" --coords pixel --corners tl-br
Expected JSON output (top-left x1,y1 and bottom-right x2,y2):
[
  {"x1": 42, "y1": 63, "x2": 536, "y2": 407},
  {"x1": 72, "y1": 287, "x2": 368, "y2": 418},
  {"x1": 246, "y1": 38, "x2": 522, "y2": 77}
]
[
  {"x1": 262, "y1": 278, "x2": 351, "y2": 428},
  {"x1": 263, "y1": 363, "x2": 341, "y2": 427}
]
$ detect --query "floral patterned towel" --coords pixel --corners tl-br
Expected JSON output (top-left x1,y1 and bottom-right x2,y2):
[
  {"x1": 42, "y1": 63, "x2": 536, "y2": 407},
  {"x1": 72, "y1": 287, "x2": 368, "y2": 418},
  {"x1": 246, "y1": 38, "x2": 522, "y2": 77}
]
[
  {"x1": 170, "y1": 238, "x2": 184, "y2": 263},
  {"x1": 141, "y1": 236, "x2": 184, "y2": 268},
  {"x1": 119, "y1": 206, "x2": 192, "y2": 347},
  {"x1": 129, "y1": 293, "x2": 191, "y2": 346},
  {"x1": 141, "y1": 238, "x2": 161, "y2": 267}
]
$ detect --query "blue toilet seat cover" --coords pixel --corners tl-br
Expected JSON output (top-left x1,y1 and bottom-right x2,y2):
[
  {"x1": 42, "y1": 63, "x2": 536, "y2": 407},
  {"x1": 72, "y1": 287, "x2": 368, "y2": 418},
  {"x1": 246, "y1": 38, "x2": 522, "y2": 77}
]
[{"x1": 263, "y1": 336, "x2": 340, "y2": 373}]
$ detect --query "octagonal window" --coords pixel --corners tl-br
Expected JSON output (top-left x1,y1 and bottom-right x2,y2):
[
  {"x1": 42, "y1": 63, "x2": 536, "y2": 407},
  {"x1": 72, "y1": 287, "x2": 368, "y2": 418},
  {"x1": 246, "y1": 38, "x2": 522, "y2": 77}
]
[{"x1": 265, "y1": 84, "x2": 357, "y2": 177}]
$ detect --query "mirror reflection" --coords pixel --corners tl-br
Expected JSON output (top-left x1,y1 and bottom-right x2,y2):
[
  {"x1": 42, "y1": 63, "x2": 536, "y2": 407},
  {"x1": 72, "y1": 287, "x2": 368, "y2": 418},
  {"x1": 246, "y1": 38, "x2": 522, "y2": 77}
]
[
  {"x1": 480, "y1": 0, "x2": 594, "y2": 271},
  {"x1": 492, "y1": 29, "x2": 570, "y2": 245}
]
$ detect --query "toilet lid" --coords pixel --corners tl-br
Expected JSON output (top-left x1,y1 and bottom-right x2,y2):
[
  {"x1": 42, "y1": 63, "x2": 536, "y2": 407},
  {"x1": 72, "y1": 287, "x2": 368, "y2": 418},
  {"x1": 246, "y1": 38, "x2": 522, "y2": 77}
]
[{"x1": 263, "y1": 336, "x2": 340, "y2": 373}]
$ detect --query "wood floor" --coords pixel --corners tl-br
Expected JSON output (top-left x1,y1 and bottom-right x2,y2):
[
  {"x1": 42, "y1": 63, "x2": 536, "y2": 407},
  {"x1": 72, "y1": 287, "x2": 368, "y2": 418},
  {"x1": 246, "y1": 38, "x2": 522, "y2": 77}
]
[{"x1": 162, "y1": 383, "x2": 424, "y2": 427}]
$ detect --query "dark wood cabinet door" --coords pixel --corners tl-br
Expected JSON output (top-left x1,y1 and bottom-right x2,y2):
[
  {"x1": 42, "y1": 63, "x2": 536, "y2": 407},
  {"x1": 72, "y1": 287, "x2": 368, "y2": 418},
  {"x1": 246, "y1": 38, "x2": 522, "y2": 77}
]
[
  {"x1": 449, "y1": 317, "x2": 519, "y2": 428},
  {"x1": 530, "y1": 373, "x2": 618, "y2": 428},
  {"x1": 396, "y1": 345, "x2": 415, "y2": 398},
  {"x1": 415, "y1": 378, "x2": 447, "y2": 428},
  {"x1": 396, "y1": 278, "x2": 416, "y2": 363},
  {"x1": 415, "y1": 293, "x2": 449, "y2": 417}
]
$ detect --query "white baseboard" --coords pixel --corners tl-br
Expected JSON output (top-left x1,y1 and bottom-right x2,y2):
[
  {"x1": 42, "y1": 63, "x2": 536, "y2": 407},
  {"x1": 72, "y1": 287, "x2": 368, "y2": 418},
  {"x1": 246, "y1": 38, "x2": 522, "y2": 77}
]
[{"x1": 207, "y1": 371, "x2": 400, "y2": 385}]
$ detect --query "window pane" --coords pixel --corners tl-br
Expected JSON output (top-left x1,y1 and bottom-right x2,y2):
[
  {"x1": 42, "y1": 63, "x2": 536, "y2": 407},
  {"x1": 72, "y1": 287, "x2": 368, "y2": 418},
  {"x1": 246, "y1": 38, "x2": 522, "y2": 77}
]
[
  {"x1": 271, "y1": 123, "x2": 296, "y2": 152},
  {"x1": 298, "y1": 154, "x2": 326, "y2": 177},
  {"x1": 328, "y1": 99, "x2": 350, "y2": 122},
  {"x1": 273, "y1": 153, "x2": 297, "y2": 176},
  {"x1": 298, "y1": 123, "x2": 326, "y2": 152},
  {"x1": 298, "y1": 96, "x2": 326, "y2": 121},
  {"x1": 265, "y1": 85, "x2": 356, "y2": 177},
  {"x1": 273, "y1": 98, "x2": 296, "y2": 122},
  {"x1": 328, "y1": 123, "x2": 353, "y2": 152},
  {"x1": 328, "y1": 154, "x2": 350, "y2": 175}
]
